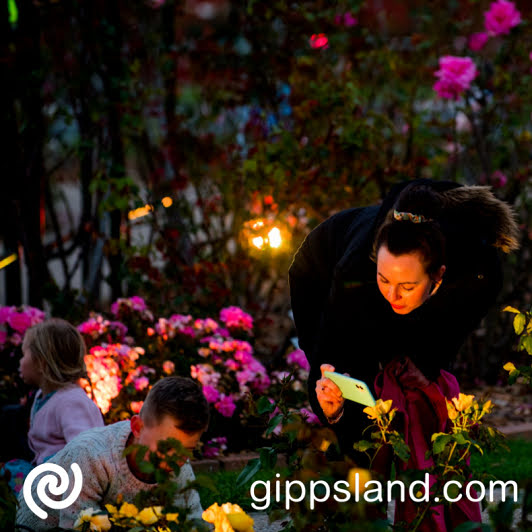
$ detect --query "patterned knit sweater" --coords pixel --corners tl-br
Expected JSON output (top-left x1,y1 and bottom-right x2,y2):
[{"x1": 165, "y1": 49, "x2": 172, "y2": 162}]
[{"x1": 16, "y1": 421, "x2": 202, "y2": 530}]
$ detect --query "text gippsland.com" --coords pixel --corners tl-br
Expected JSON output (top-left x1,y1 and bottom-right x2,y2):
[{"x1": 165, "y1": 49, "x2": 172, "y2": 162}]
[{"x1": 249, "y1": 473, "x2": 519, "y2": 511}]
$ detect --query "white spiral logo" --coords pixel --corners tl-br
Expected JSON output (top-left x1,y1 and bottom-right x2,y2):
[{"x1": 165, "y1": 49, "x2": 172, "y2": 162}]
[{"x1": 23, "y1": 463, "x2": 83, "y2": 520}]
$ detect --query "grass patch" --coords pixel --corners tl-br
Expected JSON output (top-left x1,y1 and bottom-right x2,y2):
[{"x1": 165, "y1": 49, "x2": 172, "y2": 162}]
[
  {"x1": 197, "y1": 468, "x2": 283, "y2": 511},
  {"x1": 471, "y1": 438, "x2": 532, "y2": 484}
]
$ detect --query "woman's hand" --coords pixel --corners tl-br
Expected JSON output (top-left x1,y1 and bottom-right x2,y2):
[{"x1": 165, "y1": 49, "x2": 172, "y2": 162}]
[{"x1": 316, "y1": 364, "x2": 345, "y2": 421}]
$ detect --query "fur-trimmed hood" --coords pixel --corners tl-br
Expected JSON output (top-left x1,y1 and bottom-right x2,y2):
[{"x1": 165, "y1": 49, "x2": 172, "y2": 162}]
[{"x1": 441, "y1": 185, "x2": 520, "y2": 253}]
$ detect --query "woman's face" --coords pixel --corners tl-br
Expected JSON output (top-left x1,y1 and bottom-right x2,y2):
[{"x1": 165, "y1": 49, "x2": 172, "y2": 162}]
[{"x1": 376, "y1": 245, "x2": 444, "y2": 315}]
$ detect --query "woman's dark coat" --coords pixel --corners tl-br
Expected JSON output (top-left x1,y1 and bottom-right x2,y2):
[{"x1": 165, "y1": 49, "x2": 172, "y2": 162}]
[{"x1": 288, "y1": 179, "x2": 519, "y2": 454}]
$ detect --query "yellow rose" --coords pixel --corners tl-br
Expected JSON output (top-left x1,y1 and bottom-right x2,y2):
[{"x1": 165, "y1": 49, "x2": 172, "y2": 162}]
[
  {"x1": 118, "y1": 502, "x2": 139, "y2": 518},
  {"x1": 137, "y1": 506, "x2": 163, "y2": 525},
  {"x1": 446, "y1": 400, "x2": 459, "y2": 421},
  {"x1": 347, "y1": 468, "x2": 372, "y2": 494},
  {"x1": 503, "y1": 362, "x2": 516, "y2": 372},
  {"x1": 452, "y1": 393, "x2": 475, "y2": 412}
]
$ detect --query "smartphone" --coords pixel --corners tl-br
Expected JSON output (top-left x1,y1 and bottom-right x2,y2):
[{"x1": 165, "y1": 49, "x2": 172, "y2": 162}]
[{"x1": 323, "y1": 371, "x2": 376, "y2": 407}]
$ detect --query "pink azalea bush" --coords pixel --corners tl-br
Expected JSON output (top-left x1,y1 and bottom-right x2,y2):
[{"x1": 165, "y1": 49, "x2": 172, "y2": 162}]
[
  {"x1": 484, "y1": 0, "x2": 521, "y2": 36},
  {"x1": 433, "y1": 56, "x2": 478, "y2": 100},
  {"x1": 0, "y1": 305, "x2": 45, "y2": 348}
]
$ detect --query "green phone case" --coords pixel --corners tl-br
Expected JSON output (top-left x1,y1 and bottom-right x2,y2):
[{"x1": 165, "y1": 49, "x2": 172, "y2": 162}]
[{"x1": 324, "y1": 371, "x2": 376, "y2": 407}]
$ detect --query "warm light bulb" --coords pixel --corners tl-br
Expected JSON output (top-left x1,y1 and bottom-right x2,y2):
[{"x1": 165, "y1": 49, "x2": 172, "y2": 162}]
[
  {"x1": 268, "y1": 227, "x2": 282, "y2": 248},
  {"x1": 252, "y1": 236, "x2": 264, "y2": 249}
]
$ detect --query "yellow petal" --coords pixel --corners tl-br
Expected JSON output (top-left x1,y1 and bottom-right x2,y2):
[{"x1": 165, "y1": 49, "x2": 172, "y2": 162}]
[
  {"x1": 227, "y1": 512, "x2": 254, "y2": 532},
  {"x1": 118, "y1": 502, "x2": 139, "y2": 518},
  {"x1": 503, "y1": 362, "x2": 516, "y2": 372}
]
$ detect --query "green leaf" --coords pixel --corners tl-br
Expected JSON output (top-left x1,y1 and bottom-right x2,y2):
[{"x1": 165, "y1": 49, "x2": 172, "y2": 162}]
[
  {"x1": 513, "y1": 313, "x2": 526, "y2": 335},
  {"x1": 257, "y1": 396, "x2": 276, "y2": 415},
  {"x1": 259, "y1": 447, "x2": 277, "y2": 470},
  {"x1": 433, "y1": 434, "x2": 452, "y2": 455},
  {"x1": 236, "y1": 458, "x2": 261, "y2": 488},
  {"x1": 453, "y1": 433, "x2": 468, "y2": 445},
  {"x1": 453, "y1": 522, "x2": 492, "y2": 532},
  {"x1": 352, "y1": 440, "x2": 374, "y2": 452},
  {"x1": 265, "y1": 414, "x2": 283, "y2": 436},
  {"x1": 138, "y1": 461, "x2": 155, "y2": 474},
  {"x1": 522, "y1": 336, "x2": 532, "y2": 355}
]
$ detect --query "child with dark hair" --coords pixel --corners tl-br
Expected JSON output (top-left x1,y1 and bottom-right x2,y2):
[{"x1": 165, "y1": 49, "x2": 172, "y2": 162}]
[{"x1": 16, "y1": 376, "x2": 210, "y2": 530}]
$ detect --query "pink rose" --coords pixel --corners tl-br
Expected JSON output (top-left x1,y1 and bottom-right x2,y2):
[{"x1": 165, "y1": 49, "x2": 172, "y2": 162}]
[
  {"x1": 433, "y1": 56, "x2": 478, "y2": 100},
  {"x1": 484, "y1": 0, "x2": 521, "y2": 36},
  {"x1": 7, "y1": 312, "x2": 32, "y2": 334},
  {"x1": 203, "y1": 385, "x2": 220, "y2": 404},
  {"x1": 162, "y1": 360, "x2": 175, "y2": 375},
  {"x1": 468, "y1": 32, "x2": 489, "y2": 52}
]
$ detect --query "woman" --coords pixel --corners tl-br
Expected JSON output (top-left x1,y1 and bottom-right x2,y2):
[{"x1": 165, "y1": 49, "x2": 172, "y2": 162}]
[{"x1": 288, "y1": 179, "x2": 518, "y2": 528}]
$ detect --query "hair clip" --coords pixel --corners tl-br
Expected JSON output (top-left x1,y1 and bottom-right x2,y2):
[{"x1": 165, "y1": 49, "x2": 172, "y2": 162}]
[{"x1": 393, "y1": 210, "x2": 432, "y2": 223}]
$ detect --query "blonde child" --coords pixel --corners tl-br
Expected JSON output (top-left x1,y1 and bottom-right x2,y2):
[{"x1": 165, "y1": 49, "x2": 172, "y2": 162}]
[
  {"x1": 3, "y1": 318, "x2": 104, "y2": 493},
  {"x1": 18, "y1": 318, "x2": 104, "y2": 465}
]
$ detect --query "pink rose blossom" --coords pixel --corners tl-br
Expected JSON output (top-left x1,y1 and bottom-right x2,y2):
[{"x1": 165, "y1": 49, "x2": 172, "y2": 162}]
[
  {"x1": 433, "y1": 56, "x2": 478, "y2": 100},
  {"x1": 162, "y1": 360, "x2": 175, "y2": 374},
  {"x1": 203, "y1": 385, "x2": 220, "y2": 404},
  {"x1": 225, "y1": 359, "x2": 240, "y2": 371},
  {"x1": 287, "y1": 349, "x2": 310, "y2": 372},
  {"x1": 7, "y1": 312, "x2": 32, "y2": 334},
  {"x1": 468, "y1": 32, "x2": 489, "y2": 52},
  {"x1": 484, "y1": 0, "x2": 521, "y2": 36},
  {"x1": 130, "y1": 401, "x2": 144, "y2": 414},
  {"x1": 215, "y1": 395, "x2": 237, "y2": 417}
]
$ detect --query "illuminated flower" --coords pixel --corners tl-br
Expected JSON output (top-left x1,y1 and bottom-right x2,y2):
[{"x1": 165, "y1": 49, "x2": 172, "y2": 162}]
[
  {"x1": 468, "y1": 32, "x2": 489, "y2": 51},
  {"x1": 347, "y1": 468, "x2": 372, "y2": 494},
  {"x1": 446, "y1": 401, "x2": 459, "y2": 421},
  {"x1": 363, "y1": 399, "x2": 394, "y2": 420},
  {"x1": 137, "y1": 506, "x2": 163, "y2": 525},
  {"x1": 484, "y1": 0, "x2": 521, "y2": 36},
  {"x1": 202, "y1": 502, "x2": 254, "y2": 532},
  {"x1": 503, "y1": 362, "x2": 516, "y2": 372},
  {"x1": 73, "y1": 508, "x2": 112, "y2": 531},
  {"x1": 452, "y1": 393, "x2": 475, "y2": 412},
  {"x1": 433, "y1": 56, "x2": 477, "y2": 100},
  {"x1": 162, "y1": 360, "x2": 175, "y2": 375}
]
